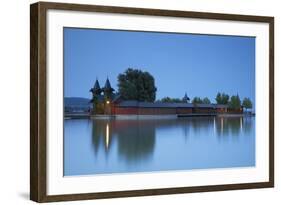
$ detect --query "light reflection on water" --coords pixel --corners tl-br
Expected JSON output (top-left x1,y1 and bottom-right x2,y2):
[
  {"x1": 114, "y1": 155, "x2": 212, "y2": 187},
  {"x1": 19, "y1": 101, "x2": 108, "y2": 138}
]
[{"x1": 64, "y1": 116, "x2": 255, "y2": 176}]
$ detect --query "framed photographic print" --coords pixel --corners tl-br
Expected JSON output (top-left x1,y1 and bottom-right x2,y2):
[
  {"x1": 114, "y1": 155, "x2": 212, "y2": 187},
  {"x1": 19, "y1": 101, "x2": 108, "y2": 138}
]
[{"x1": 30, "y1": 1, "x2": 274, "y2": 202}]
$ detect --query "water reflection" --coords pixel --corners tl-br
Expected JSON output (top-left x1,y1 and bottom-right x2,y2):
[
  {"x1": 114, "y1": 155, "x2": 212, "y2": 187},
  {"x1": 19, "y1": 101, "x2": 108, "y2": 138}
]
[
  {"x1": 64, "y1": 116, "x2": 255, "y2": 176},
  {"x1": 214, "y1": 117, "x2": 253, "y2": 137},
  {"x1": 91, "y1": 120, "x2": 156, "y2": 162},
  {"x1": 90, "y1": 116, "x2": 254, "y2": 162},
  {"x1": 91, "y1": 120, "x2": 114, "y2": 154}
]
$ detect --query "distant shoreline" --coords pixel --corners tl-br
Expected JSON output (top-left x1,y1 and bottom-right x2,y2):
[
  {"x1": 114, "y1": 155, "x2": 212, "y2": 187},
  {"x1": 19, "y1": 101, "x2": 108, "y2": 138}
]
[{"x1": 64, "y1": 113, "x2": 254, "y2": 120}]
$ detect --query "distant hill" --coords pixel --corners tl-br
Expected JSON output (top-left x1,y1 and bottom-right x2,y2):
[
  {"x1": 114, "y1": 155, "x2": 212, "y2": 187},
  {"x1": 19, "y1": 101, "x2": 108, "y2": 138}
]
[{"x1": 64, "y1": 97, "x2": 91, "y2": 112}]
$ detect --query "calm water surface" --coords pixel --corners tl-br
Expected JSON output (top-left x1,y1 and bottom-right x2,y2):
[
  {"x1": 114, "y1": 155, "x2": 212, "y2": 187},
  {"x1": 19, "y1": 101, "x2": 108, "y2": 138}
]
[{"x1": 64, "y1": 117, "x2": 255, "y2": 176}]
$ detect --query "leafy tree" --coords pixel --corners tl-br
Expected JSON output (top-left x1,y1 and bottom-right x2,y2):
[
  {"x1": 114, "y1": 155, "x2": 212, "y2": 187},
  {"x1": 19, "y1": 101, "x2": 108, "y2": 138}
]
[
  {"x1": 117, "y1": 68, "x2": 157, "y2": 102},
  {"x1": 229, "y1": 95, "x2": 241, "y2": 109},
  {"x1": 221, "y1": 93, "x2": 229, "y2": 104},
  {"x1": 202, "y1": 97, "x2": 211, "y2": 104},
  {"x1": 242, "y1": 97, "x2": 253, "y2": 111},
  {"x1": 215, "y1": 92, "x2": 229, "y2": 104},
  {"x1": 192, "y1": 97, "x2": 203, "y2": 104},
  {"x1": 160, "y1": 97, "x2": 183, "y2": 103},
  {"x1": 215, "y1": 92, "x2": 221, "y2": 104}
]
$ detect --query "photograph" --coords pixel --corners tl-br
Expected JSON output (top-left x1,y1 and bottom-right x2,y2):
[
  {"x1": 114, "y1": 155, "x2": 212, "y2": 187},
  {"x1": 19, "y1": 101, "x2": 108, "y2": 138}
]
[{"x1": 63, "y1": 27, "x2": 256, "y2": 176}]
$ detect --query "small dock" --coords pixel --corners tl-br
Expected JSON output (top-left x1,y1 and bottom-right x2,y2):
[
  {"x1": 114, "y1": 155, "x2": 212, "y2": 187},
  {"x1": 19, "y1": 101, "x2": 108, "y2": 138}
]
[
  {"x1": 177, "y1": 113, "x2": 217, "y2": 117},
  {"x1": 64, "y1": 113, "x2": 90, "y2": 119}
]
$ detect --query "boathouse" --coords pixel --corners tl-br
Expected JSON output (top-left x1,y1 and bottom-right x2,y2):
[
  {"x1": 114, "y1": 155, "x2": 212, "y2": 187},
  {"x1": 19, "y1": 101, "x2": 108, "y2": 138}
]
[{"x1": 89, "y1": 78, "x2": 241, "y2": 116}]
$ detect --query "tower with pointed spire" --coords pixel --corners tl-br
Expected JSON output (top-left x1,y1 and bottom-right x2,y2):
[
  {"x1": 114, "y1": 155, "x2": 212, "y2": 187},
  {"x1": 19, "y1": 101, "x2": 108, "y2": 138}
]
[
  {"x1": 90, "y1": 77, "x2": 116, "y2": 114},
  {"x1": 90, "y1": 79, "x2": 102, "y2": 96},
  {"x1": 102, "y1": 77, "x2": 115, "y2": 102},
  {"x1": 89, "y1": 79, "x2": 103, "y2": 114},
  {"x1": 182, "y1": 92, "x2": 190, "y2": 103}
]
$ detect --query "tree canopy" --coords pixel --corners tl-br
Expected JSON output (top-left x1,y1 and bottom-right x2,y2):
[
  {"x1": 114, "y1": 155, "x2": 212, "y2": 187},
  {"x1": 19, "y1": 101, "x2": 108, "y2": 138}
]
[
  {"x1": 242, "y1": 97, "x2": 253, "y2": 110},
  {"x1": 192, "y1": 97, "x2": 203, "y2": 104},
  {"x1": 215, "y1": 92, "x2": 229, "y2": 104},
  {"x1": 192, "y1": 97, "x2": 211, "y2": 104},
  {"x1": 229, "y1": 95, "x2": 241, "y2": 109},
  {"x1": 117, "y1": 68, "x2": 157, "y2": 102},
  {"x1": 202, "y1": 97, "x2": 211, "y2": 104},
  {"x1": 160, "y1": 97, "x2": 183, "y2": 103}
]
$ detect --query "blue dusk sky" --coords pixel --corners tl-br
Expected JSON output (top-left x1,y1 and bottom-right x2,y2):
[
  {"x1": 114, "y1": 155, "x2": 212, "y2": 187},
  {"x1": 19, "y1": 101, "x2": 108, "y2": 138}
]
[{"x1": 64, "y1": 27, "x2": 255, "y2": 105}]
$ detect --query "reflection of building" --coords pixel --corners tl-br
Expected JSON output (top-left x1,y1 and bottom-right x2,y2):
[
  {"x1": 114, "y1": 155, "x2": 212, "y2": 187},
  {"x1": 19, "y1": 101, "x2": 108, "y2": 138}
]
[
  {"x1": 90, "y1": 78, "x2": 242, "y2": 116},
  {"x1": 215, "y1": 116, "x2": 250, "y2": 136},
  {"x1": 90, "y1": 117, "x2": 253, "y2": 162},
  {"x1": 91, "y1": 119, "x2": 156, "y2": 162}
]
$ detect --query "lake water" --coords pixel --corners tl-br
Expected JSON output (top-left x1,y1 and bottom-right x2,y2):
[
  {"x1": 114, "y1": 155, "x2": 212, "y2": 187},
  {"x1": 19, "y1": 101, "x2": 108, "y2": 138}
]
[{"x1": 64, "y1": 116, "x2": 255, "y2": 176}]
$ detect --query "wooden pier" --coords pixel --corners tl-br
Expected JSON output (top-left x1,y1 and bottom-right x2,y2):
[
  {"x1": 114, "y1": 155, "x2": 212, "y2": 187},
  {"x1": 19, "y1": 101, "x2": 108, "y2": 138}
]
[{"x1": 177, "y1": 113, "x2": 217, "y2": 117}]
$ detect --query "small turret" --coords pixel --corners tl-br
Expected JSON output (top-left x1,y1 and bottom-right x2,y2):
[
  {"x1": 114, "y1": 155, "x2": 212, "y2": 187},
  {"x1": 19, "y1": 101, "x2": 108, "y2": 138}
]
[
  {"x1": 103, "y1": 77, "x2": 115, "y2": 93},
  {"x1": 90, "y1": 79, "x2": 102, "y2": 95},
  {"x1": 182, "y1": 92, "x2": 190, "y2": 103},
  {"x1": 102, "y1": 77, "x2": 115, "y2": 102}
]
